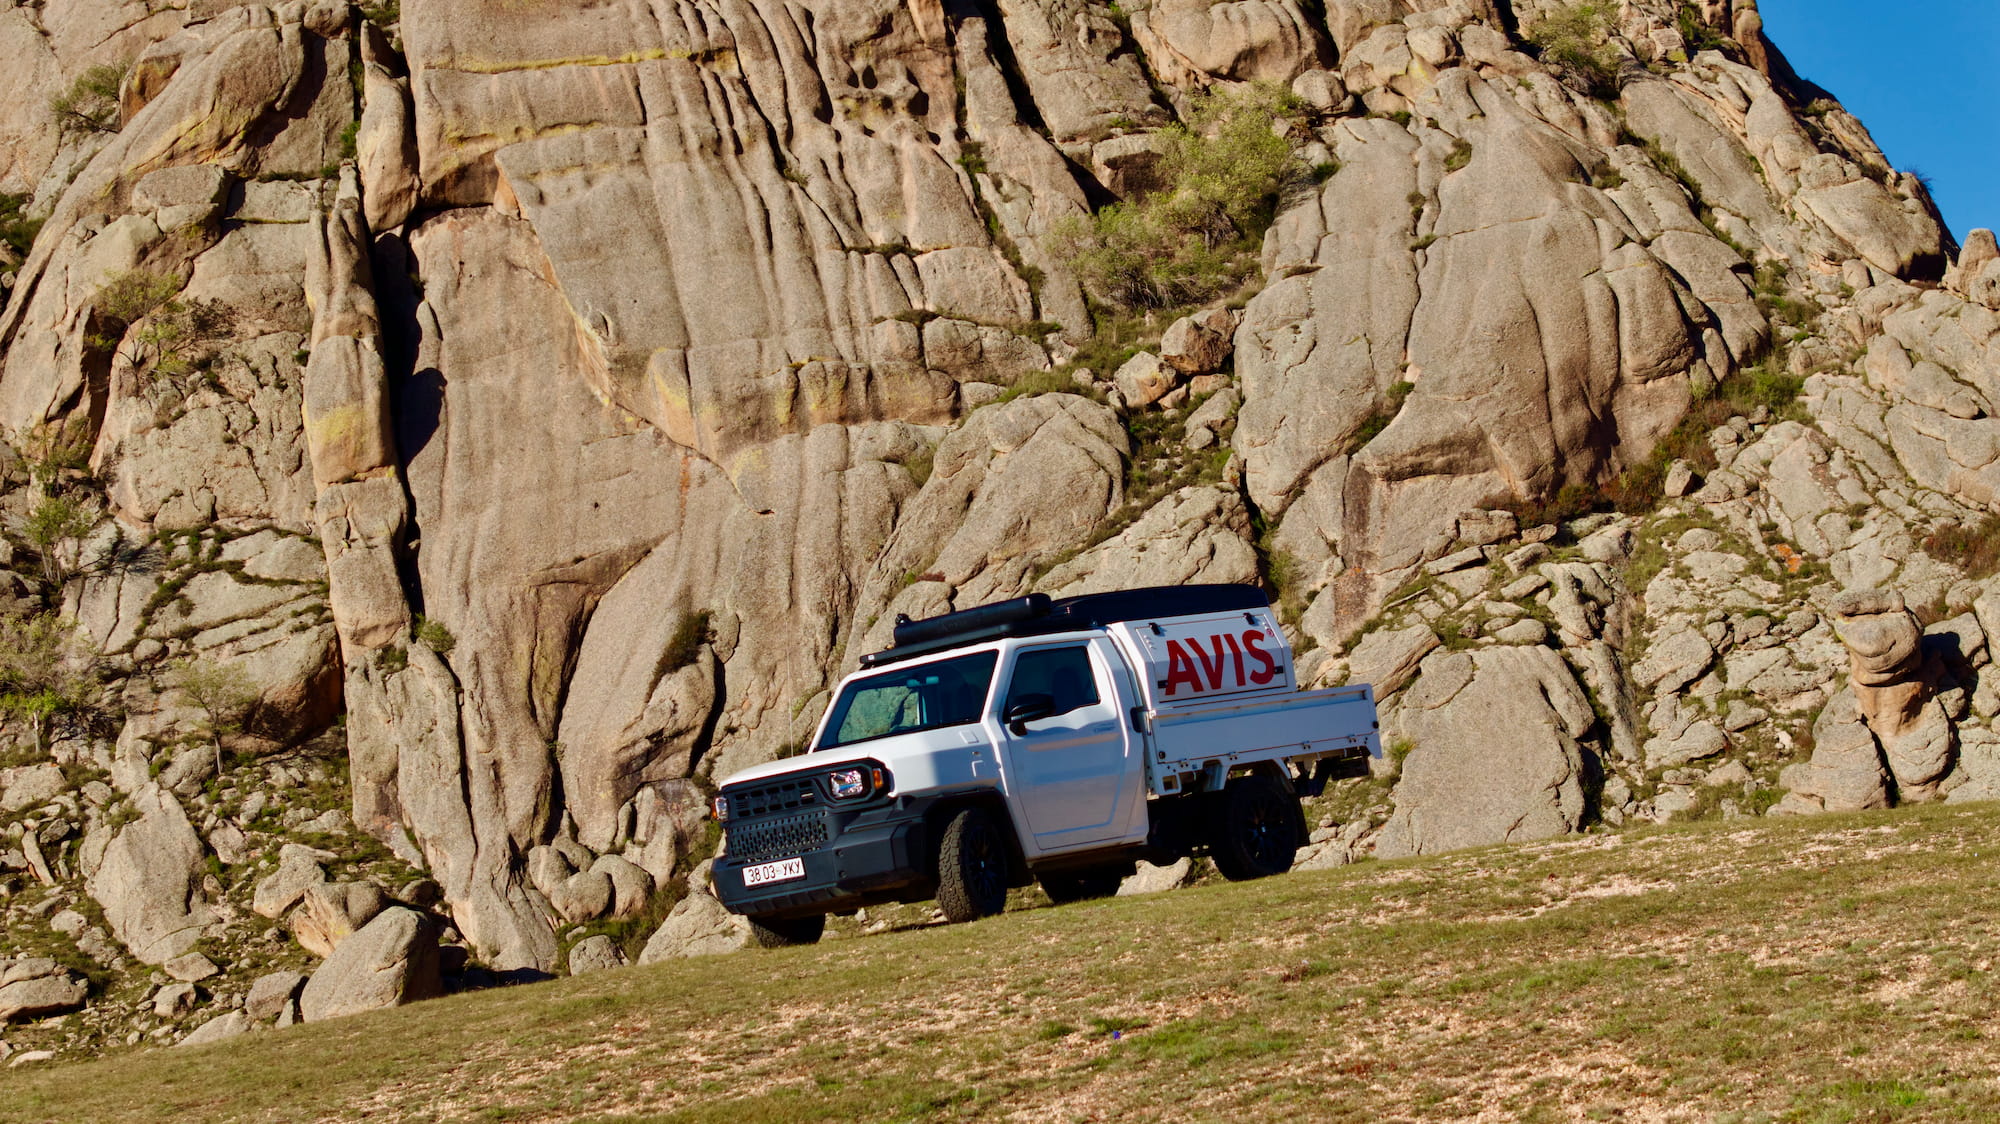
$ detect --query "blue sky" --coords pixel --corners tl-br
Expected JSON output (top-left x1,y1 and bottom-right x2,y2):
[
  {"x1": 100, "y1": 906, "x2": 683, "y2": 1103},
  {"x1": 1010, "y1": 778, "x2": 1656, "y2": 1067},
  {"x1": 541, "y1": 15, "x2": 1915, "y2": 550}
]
[{"x1": 1756, "y1": 0, "x2": 1998, "y2": 243}]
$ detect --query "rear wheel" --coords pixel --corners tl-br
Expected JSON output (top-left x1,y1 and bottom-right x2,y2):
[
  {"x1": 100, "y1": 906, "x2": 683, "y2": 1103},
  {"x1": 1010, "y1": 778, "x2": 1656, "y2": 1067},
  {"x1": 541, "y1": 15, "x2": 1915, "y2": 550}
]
[
  {"x1": 1038, "y1": 861, "x2": 1134, "y2": 904},
  {"x1": 1209, "y1": 775, "x2": 1299, "y2": 882},
  {"x1": 748, "y1": 912, "x2": 826, "y2": 948},
  {"x1": 936, "y1": 807, "x2": 1010, "y2": 922}
]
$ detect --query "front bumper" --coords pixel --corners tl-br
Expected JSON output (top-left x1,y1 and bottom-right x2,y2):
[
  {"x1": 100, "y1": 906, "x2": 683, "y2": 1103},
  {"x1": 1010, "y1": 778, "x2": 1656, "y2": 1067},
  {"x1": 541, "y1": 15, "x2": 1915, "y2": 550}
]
[{"x1": 713, "y1": 800, "x2": 931, "y2": 920}]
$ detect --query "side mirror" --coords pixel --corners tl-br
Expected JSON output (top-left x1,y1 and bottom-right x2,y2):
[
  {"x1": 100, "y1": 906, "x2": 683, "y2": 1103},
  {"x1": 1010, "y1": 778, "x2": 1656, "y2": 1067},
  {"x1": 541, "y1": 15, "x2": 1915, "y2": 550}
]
[{"x1": 1004, "y1": 693, "x2": 1057, "y2": 734}]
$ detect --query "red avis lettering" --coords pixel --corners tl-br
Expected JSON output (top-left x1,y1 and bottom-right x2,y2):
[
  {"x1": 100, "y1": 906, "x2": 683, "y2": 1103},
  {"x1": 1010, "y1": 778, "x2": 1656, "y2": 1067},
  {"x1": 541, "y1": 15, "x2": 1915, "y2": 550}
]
[
  {"x1": 1163, "y1": 640, "x2": 1206, "y2": 695},
  {"x1": 1192, "y1": 634, "x2": 1229, "y2": 687},
  {"x1": 1162, "y1": 631, "x2": 1282, "y2": 695},
  {"x1": 1243, "y1": 630, "x2": 1278, "y2": 684}
]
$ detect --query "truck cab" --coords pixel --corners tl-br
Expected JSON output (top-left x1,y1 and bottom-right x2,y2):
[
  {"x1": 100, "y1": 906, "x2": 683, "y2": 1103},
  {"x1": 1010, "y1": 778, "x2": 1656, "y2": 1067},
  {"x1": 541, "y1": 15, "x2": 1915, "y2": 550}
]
[{"x1": 710, "y1": 585, "x2": 1378, "y2": 945}]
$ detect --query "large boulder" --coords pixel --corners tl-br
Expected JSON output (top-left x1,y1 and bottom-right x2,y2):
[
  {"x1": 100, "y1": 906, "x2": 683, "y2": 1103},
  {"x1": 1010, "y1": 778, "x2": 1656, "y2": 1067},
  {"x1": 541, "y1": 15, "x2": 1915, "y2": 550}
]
[
  {"x1": 1777, "y1": 688, "x2": 1892, "y2": 814},
  {"x1": 1159, "y1": 310, "x2": 1235, "y2": 377},
  {"x1": 849, "y1": 394, "x2": 1128, "y2": 655},
  {"x1": 80, "y1": 783, "x2": 214, "y2": 965},
  {"x1": 177, "y1": 1011, "x2": 252, "y2": 1047},
  {"x1": 252, "y1": 843, "x2": 335, "y2": 919},
  {"x1": 1343, "y1": 625, "x2": 1440, "y2": 698},
  {"x1": 244, "y1": 971, "x2": 306, "y2": 1023},
  {"x1": 0, "y1": 974, "x2": 87, "y2": 1023},
  {"x1": 0, "y1": 765, "x2": 66, "y2": 813},
  {"x1": 1375, "y1": 646, "x2": 1595, "y2": 858},
  {"x1": 567, "y1": 935, "x2": 628, "y2": 977},
  {"x1": 989, "y1": 0, "x2": 1162, "y2": 143},
  {"x1": 298, "y1": 907, "x2": 444, "y2": 1023},
  {"x1": 638, "y1": 863, "x2": 751, "y2": 962},
  {"x1": 289, "y1": 881, "x2": 390, "y2": 959},
  {"x1": 1132, "y1": 0, "x2": 1331, "y2": 87}
]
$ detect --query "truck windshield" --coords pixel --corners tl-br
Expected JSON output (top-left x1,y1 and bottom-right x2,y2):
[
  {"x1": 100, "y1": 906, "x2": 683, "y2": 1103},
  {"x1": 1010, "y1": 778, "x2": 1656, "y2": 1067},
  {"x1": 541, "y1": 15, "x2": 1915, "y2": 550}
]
[{"x1": 818, "y1": 651, "x2": 998, "y2": 749}]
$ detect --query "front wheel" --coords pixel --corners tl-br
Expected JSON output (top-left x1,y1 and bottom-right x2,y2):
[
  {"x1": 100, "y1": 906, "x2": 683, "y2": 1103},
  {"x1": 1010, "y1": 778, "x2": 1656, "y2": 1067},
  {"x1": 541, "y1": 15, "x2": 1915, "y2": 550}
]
[
  {"x1": 1209, "y1": 775, "x2": 1299, "y2": 882},
  {"x1": 748, "y1": 912, "x2": 826, "y2": 948},
  {"x1": 936, "y1": 807, "x2": 1010, "y2": 922}
]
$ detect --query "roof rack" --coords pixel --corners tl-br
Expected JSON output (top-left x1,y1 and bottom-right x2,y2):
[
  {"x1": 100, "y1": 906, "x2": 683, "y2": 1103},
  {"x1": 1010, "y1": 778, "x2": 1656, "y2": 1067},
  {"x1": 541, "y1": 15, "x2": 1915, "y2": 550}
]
[{"x1": 858, "y1": 584, "x2": 1271, "y2": 668}]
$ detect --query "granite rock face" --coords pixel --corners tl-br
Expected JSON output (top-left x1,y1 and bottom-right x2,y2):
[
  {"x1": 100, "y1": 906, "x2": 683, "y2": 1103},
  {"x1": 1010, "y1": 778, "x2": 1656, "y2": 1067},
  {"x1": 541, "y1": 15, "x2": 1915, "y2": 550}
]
[{"x1": 1375, "y1": 647, "x2": 1595, "y2": 858}]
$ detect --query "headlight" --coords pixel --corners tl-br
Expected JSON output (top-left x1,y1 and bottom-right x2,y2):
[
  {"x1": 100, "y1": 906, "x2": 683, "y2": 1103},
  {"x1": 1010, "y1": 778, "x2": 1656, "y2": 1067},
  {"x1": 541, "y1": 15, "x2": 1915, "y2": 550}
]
[
  {"x1": 711, "y1": 795, "x2": 728, "y2": 821},
  {"x1": 828, "y1": 768, "x2": 868, "y2": 799}
]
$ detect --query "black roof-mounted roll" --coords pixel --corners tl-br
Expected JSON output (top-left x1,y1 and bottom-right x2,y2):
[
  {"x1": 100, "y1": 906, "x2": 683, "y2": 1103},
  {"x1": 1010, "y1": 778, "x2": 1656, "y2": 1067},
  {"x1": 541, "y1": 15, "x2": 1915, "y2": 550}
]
[{"x1": 859, "y1": 584, "x2": 1271, "y2": 668}]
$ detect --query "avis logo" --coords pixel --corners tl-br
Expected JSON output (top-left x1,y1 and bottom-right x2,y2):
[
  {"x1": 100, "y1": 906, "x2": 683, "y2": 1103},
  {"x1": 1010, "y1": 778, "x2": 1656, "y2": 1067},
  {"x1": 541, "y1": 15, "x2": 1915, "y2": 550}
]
[{"x1": 1162, "y1": 631, "x2": 1280, "y2": 695}]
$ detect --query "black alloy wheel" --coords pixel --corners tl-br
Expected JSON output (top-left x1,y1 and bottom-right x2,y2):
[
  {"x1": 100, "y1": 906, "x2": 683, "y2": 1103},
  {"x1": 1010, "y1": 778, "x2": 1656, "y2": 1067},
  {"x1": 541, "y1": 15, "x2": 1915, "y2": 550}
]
[
  {"x1": 1209, "y1": 774, "x2": 1299, "y2": 881},
  {"x1": 936, "y1": 807, "x2": 1010, "y2": 922}
]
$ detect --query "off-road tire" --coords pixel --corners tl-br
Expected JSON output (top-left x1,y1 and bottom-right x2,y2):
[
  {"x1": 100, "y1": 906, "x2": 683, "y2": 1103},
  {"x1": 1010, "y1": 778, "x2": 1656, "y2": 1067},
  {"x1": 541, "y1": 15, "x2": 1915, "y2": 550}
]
[
  {"x1": 1209, "y1": 775, "x2": 1298, "y2": 882},
  {"x1": 1038, "y1": 861, "x2": 1134, "y2": 904},
  {"x1": 936, "y1": 807, "x2": 1010, "y2": 922},
  {"x1": 748, "y1": 912, "x2": 826, "y2": 948}
]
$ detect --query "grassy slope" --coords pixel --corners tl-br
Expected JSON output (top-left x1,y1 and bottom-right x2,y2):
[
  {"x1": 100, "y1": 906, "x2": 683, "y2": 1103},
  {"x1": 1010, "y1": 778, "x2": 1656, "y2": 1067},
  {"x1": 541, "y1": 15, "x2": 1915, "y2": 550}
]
[{"x1": 12, "y1": 803, "x2": 2000, "y2": 1123}]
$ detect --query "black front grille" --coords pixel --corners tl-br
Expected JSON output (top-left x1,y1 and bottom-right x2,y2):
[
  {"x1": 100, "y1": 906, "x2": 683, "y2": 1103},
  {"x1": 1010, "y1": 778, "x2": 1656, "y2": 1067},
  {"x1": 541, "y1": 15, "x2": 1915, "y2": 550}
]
[
  {"x1": 731, "y1": 775, "x2": 820, "y2": 818},
  {"x1": 727, "y1": 811, "x2": 829, "y2": 864}
]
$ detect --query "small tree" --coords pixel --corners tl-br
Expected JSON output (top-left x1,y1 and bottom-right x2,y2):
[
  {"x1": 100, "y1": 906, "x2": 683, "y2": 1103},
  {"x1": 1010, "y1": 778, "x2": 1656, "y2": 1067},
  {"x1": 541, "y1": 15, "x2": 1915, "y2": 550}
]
[
  {"x1": 89, "y1": 268, "x2": 182, "y2": 362},
  {"x1": 172, "y1": 657, "x2": 257, "y2": 779},
  {"x1": 88, "y1": 270, "x2": 229, "y2": 393},
  {"x1": 49, "y1": 63, "x2": 128, "y2": 138},
  {"x1": 21, "y1": 492, "x2": 100, "y2": 588},
  {"x1": 0, "y1": 610, "x2": 96, "y2": 756}
]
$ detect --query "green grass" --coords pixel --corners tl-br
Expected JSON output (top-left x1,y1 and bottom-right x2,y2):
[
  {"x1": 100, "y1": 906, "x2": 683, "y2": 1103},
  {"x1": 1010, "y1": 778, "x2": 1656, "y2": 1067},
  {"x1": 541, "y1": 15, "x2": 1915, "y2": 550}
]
[{"x1": 15, "y1": 804, "x2": 2000, "y2": 1120}]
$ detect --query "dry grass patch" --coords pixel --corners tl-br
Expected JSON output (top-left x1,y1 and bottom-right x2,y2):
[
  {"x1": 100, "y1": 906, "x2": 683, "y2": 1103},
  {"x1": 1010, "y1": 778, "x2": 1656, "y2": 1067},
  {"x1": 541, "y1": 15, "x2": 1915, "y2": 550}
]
[{"x1": 13, "y1": 805, "x2": 2000, "y2": 1121}]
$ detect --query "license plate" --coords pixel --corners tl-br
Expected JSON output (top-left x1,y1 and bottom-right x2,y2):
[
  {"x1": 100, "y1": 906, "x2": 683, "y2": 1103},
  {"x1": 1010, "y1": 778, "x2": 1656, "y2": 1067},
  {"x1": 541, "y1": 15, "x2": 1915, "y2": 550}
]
[{"x1": 743, "y1": 857, "x2": 806, "y2": 888}]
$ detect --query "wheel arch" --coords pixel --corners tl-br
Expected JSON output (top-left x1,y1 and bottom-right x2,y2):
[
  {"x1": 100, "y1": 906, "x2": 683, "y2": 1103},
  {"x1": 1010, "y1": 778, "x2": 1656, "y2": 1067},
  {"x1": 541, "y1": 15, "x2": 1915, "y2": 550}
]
[{"x1": 922, "y1": 790, "x2": 1032, "y2": 888}]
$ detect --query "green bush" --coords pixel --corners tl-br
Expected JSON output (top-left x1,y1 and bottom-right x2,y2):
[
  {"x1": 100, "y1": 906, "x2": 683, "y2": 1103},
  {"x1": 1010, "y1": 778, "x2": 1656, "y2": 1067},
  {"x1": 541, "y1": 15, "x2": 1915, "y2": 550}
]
[
  {"x1": 1675, "y1": 2, "x2": 1729, "y2": 54},
  {"x1": 1923, "y1": 515, "x2": 2000, "y2": 580},
  {"x1": 49, "y1": 63, "x2": 128, "y2": 138},
  {"x1": 1348, "y1": 380, "x2": 1414, "y2": 452},
  {"x1": 18, "y1": 417, "x2": 93, "y2": 488},
  {"x1": 0, "y1": 192, "x2": 42, "y2": 260},
  {"x1": 657, "y1": 610, "x2": 712, "y2": 677},
  {"x1": 1528, "y1": 3, "x2": 1621, "y2": 99},
  {"x1": 172, "y1": 657, "x2": 258, "y2": 777},
  {"x1": 1052, "y1": 84, "x2": 1310, "y2": 310},
  {"x1": 415, "y1": 615, "x2": 456, "y2": 654}
]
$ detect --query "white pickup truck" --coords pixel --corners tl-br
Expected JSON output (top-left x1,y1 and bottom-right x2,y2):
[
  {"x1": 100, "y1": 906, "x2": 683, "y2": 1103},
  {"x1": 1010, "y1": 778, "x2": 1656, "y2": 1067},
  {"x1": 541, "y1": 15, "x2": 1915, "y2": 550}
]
[{"x1": 710, "y1": 584, "x2": 1380, "y2": 945}]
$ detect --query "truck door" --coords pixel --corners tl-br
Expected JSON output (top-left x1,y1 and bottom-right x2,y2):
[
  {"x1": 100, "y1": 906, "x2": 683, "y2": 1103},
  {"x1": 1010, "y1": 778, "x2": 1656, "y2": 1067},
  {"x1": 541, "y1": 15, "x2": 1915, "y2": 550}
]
[{"x1": 997, "y1": 640, "x2": 1136, "y2": 848}]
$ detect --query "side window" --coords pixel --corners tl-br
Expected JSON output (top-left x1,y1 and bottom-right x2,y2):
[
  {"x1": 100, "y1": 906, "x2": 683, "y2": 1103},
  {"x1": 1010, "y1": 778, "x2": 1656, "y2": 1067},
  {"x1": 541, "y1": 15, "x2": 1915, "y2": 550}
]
[{"x1": 1004, "y1": 646, "x2": 1101, "y2": 716}]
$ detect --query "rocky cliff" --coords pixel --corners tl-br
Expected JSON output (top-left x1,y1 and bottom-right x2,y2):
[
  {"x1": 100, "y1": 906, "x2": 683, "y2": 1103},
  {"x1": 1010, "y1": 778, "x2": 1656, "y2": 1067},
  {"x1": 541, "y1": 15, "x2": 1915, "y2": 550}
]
[{"x1": 0, "y1": 0, "x2": 1996, "y2": 1061}]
